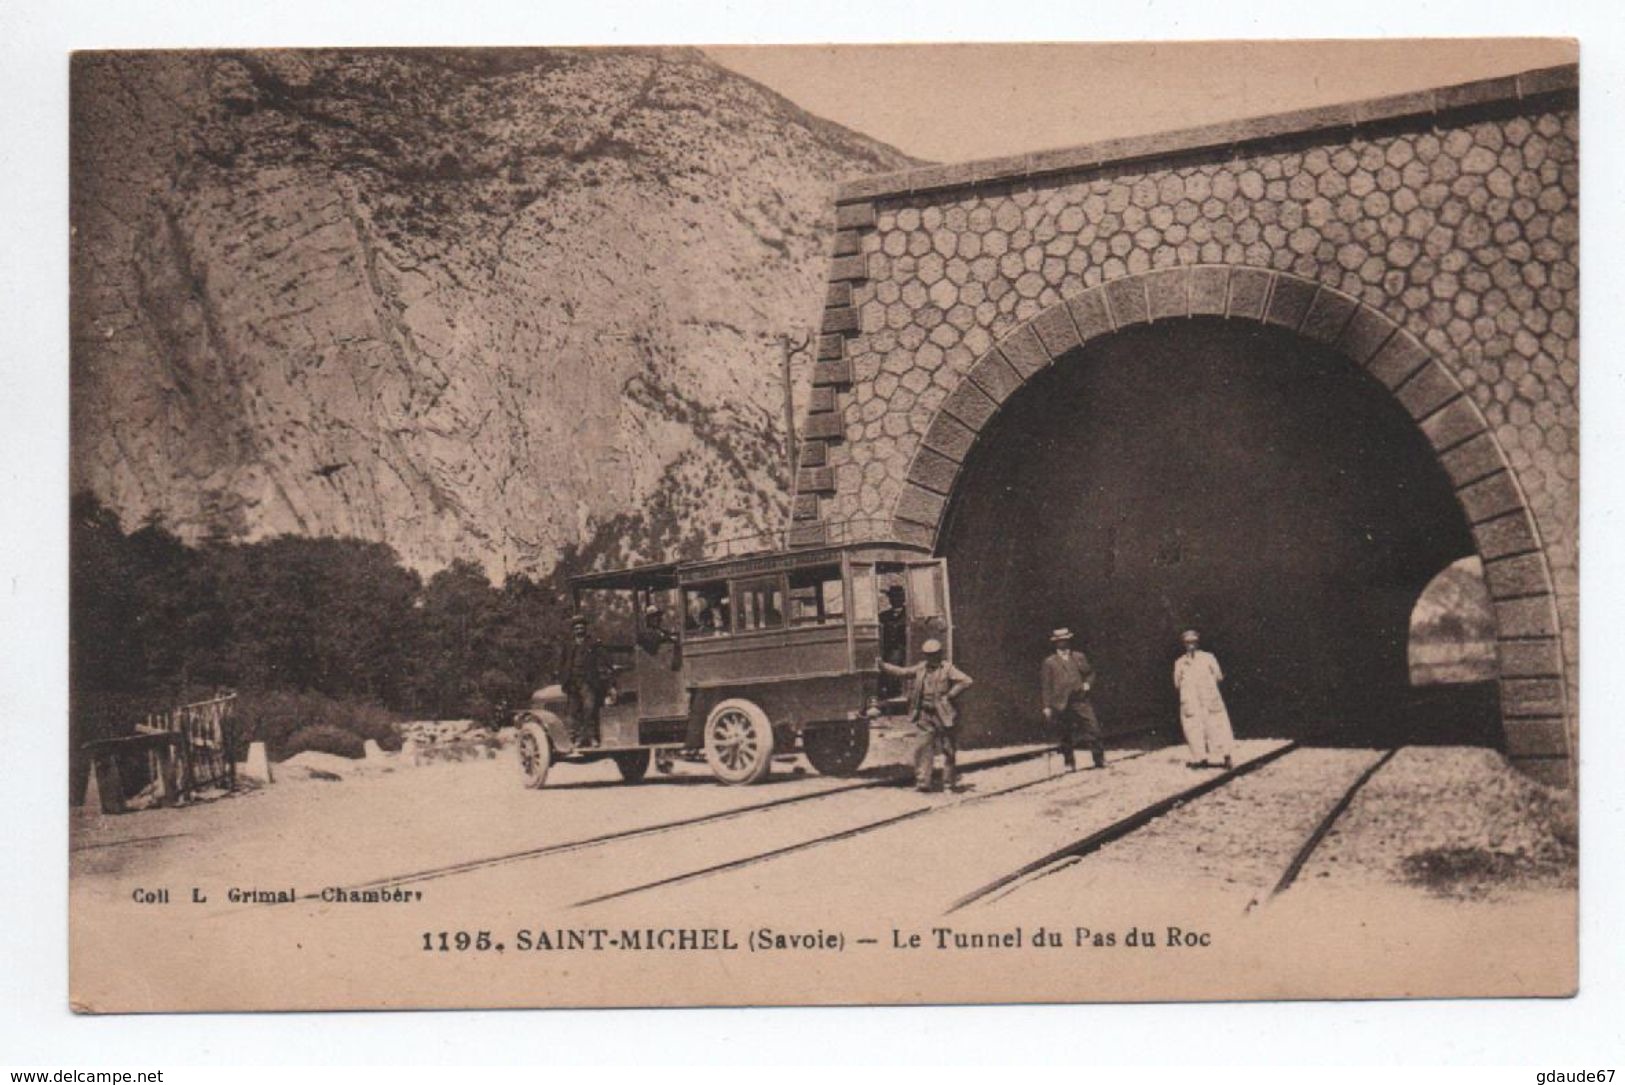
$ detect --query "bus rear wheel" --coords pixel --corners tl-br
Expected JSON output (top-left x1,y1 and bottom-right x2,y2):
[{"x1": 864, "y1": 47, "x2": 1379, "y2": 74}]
[
  {"x1": 803, "y1": 721, "x2": 870, "y2": 777},
  {"x1": 704, "y1": 699, "x2": 774, "y2": 785}
]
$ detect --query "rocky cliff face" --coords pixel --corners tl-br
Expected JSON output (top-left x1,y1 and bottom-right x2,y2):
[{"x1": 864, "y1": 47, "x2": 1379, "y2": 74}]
[{"x1": 70, "y1": 48, "x2": 917, "y2": 577}]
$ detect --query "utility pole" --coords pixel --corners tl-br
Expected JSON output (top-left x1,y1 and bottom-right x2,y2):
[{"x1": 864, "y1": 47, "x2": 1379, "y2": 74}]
[
  {"x1": 781, "y1": 334, "x2": 808, "y2": 480},
  {"x1": 780, "y1": 333, "x2": 810, "y2": 547}
]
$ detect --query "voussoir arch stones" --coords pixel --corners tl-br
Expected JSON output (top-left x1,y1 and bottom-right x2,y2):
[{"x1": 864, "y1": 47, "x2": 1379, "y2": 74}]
[{"x1": 893, "y1": 265, "x2": 1572, "y2": 783}]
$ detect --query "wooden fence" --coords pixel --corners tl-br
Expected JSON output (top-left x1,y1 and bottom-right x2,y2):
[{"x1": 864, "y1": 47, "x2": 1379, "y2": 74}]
[{"x1": 83, "y1": 691, "x2": 238, "y2": 812}]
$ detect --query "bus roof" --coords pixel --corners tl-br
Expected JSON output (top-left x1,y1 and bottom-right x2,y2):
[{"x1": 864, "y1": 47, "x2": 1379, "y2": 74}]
[
  {"x1": 567, "y1": 562, "x2": 680, "y2": 592},
  {"x1": 568, "y1": 539, "x2": 933, "y2": 592}
]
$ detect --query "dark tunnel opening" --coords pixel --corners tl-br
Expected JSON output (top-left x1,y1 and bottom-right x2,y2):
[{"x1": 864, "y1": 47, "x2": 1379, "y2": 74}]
[{"x1": 938, "y1": 317, "x2": 1503, "y2": 751}]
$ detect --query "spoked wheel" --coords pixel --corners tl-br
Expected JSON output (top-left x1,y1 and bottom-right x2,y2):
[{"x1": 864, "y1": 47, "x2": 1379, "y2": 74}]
[
  {"x1": 802, "y1": 721, "x2": 871, "y2": 777},
  {"x1": 518, "y1": 718, "x2": 553, "y2": 789},
  {"x1": 703, "y1": 699, "x2": 775, "y2": 785},
  {"x1": 611, "y1": 749, "x2": 652, "y2": 784}
]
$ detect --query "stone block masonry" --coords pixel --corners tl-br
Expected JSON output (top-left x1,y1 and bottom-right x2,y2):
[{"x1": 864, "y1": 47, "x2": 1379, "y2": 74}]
[{"x1": 794, "y1": 65, "x2": 1578, "y2": 783}]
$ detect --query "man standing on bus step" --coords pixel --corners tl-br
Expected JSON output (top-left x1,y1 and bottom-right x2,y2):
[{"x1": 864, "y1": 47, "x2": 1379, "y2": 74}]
[
  {"x1": 879, "y1": 638, "x2": 972, "y2": 791},
  {"x1": 1041, "y1": 628, "x2": 1106, "y2": 770},
  {"x1": 556, "y1": 614, "x2": 612, "y2": 747},
  {"x1": 1174, "y1": 629, "x2": 1234, "y2": 770},
  {"x1": 877, "y1": 585, "x2": 908, "y2": 698}
]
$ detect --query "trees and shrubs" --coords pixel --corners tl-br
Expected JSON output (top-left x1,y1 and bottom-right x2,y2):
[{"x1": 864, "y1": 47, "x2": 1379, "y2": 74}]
[{"x1": 69, "y1": 490, "x2": 576, "y2": 764}]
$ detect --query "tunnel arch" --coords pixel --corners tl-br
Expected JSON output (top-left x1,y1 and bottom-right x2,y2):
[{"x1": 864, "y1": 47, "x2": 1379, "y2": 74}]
[{"x1": 890, "y1": 266, "x2": 1570, "y2": 767}]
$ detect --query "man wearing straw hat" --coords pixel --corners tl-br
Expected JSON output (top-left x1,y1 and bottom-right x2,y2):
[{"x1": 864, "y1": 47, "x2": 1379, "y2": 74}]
[
  {"x1": 1174, "y1": 629, "x2": 1234, "y2": 769},
  {"x1": 1041, "y1": 628, "x2": 1106, "y2": 771},
  {"x1": 879, "y1": 638, "x2": 973, "y2": 791}
]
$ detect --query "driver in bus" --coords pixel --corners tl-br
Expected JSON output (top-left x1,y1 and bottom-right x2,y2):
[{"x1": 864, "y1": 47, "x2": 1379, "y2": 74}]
[{"x1": 637, "y1": 603, "x2": 678, "y2": 655}]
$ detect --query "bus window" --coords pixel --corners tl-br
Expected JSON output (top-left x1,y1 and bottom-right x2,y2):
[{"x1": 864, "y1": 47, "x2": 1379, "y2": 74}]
[
  {"x1": 788, "y1": 566, "x2": 845, "y2": 625},
  {"x1": 734, "y1": 577, "x2": 786, "y2": 632},
  {"x1": 684, "y1": 582, "x2": 731, "y2": 637},
  {"x1": 850, "y1": 565, "x2": 877, "y2": 623}
]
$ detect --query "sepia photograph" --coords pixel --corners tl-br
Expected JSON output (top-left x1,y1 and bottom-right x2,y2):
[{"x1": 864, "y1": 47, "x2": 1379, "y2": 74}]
[{"x1": 62, "y1": 37, "x2": 1581, "y2": 1013}]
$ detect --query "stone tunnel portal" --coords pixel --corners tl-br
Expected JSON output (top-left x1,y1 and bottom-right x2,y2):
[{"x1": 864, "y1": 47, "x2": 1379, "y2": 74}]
[{"x1": 938, "y1": 318, "x2": 1501, "y2": 750}]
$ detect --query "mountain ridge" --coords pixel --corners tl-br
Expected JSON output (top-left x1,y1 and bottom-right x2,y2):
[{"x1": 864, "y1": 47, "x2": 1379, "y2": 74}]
[{"x1": 70, "y1": 47, "x2": 921, "y2": 578}]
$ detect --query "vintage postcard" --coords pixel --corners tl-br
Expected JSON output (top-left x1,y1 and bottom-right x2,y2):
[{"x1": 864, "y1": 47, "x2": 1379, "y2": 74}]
[{"x1": 68, "y1": 40, "x2": 1578, "y2": 1012}]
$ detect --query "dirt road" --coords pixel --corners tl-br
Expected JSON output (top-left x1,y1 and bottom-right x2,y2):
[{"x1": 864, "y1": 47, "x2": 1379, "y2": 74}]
[{"x1": 68, "y1": 733, "x2": 1575, "y2": 1012}]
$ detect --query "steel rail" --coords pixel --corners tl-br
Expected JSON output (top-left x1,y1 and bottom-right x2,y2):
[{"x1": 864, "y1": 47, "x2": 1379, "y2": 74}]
[
  {"x1": 944, "y1": 740, "x2": 1303, "y2": 914},
  {"x1": 1251, "y1": 746, "x2": 1400, "y2": 908},
  {"x1": 341, "y1": 744, "x2": 1057, "y2": 894},
  {"x1": 571, "y1": 747, "x2": 1158, "y2": 909}
]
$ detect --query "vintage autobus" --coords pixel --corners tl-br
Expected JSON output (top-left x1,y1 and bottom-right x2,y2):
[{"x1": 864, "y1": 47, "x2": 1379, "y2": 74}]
[{"x1": 515, "y1": 541, "x2": 951, "y2": 787}]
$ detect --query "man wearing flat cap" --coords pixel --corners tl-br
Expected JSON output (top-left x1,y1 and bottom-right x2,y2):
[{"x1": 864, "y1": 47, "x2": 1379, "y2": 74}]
[
  {"x1": 879, "y1": 638, "x2": 973, "y2": 791},
  {"x1": 1174, "y1": 629, "x2": 1234, "y2": 769},
  {"x1": 555, "y1": 614, "x2": 612, "y2": 747},
  {"x1": 1041, "y1": 628, "x2": 1106, "y2": 770}
]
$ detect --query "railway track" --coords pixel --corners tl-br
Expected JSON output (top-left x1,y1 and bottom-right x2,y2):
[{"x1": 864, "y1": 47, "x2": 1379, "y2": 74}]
[
  {"x1": 571, "y1": 746, "x2": 1158, "y2": 908},
  {"x1": 947, "y1": 743, "x2": 1400, "y2": 914},
  {"x1": 341, "y1": 743, "x2": 1062, "y2": 896}
]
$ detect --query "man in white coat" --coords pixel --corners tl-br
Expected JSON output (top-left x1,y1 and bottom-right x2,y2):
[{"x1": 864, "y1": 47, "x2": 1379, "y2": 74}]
[{"x1": 1174, "y1": 629, "x2": 1234, "y2": 769}]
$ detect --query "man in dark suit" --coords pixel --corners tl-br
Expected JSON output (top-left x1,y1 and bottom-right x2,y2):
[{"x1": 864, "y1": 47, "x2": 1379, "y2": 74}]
[
  {"x1": 877, "y1": 585, "x2": 908, "y2": 698},
  {"x1": 1041, "y1": 627, "x2": 1106, "y2": 770},
  {"x1": 556, "y1": 615, "x2": 612, "y2": 747}
]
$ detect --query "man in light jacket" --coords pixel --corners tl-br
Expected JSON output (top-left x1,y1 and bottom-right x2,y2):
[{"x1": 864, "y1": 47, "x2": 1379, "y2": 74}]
[
  {"x1": 1174, "y1": 629, "x2": 1234, "y2": 769},
  {"x1": 879, "y1": 638, "x2": 972, "y2": 792}
]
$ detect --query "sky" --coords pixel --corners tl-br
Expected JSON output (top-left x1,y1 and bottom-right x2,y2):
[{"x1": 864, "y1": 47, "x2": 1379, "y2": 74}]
[{"x1": 706, "y1": 39, "x2": 1576, "y2": 164}]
